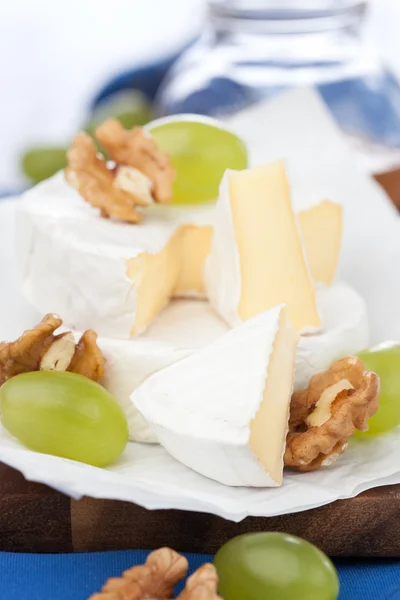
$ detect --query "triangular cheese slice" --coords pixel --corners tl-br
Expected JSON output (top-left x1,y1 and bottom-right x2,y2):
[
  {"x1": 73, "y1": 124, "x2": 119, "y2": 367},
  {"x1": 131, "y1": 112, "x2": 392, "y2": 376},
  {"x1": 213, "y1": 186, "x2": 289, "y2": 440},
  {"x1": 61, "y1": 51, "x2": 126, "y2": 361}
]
[
  {"x1": 205, "y1": 161, "x2": 321, "y2": 332},
  {"x1": 298, "y1": 200, "x2": 342, "y2": 284},
  {"x1": 132, "y1": 304, "x2": 298, "y2": 487}
]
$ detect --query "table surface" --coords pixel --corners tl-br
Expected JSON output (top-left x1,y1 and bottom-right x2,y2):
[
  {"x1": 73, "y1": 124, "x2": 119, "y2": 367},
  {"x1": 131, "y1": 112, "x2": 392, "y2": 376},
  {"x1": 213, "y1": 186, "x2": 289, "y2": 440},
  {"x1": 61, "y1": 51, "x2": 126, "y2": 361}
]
[{"x1": 1, "y1": 550, "x2": 400, "y2": 600}]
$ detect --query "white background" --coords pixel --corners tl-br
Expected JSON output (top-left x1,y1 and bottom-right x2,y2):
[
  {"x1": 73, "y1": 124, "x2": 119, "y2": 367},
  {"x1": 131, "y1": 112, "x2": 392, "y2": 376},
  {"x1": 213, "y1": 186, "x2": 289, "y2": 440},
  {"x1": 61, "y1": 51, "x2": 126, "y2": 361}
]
[{"x1": 0, "y1": 0, "x2": 399, "y2": 190}]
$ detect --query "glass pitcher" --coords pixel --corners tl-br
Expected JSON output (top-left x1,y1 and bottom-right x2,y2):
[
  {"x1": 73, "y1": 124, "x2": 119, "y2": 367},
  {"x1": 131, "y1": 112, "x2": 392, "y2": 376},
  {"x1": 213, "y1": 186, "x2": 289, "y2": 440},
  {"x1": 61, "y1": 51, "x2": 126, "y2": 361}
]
[{"x1": 157, "y1": 0, "x2": 400, "y2": 175}]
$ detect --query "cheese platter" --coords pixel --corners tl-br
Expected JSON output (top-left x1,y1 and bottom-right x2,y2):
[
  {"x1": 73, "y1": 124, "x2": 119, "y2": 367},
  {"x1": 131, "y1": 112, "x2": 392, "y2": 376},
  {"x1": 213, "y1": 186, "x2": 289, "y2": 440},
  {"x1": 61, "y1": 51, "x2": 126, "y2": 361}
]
[{"x1": 0, "y1": 88, "x2": 400, "y2": 556}]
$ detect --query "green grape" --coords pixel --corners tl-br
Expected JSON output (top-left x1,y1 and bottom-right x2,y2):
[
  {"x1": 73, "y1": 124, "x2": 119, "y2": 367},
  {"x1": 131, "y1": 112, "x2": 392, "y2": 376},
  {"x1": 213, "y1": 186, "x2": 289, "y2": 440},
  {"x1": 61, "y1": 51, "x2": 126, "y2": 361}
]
[
  {"x1": 0, "y1": 371, "x2": 128, "y2": 467},
  {"x1": 215, "y1": 533, "x2": 339, "y2": 600},
  {"x1": 146, "y1": 115, "x2": 248, "y2": 204},
  {"x1": 355, "y1": 343, "x2": 400, "y2": 437},
  {"x1": 22, "y1": 147, "x2": 67, "y2": 184}
]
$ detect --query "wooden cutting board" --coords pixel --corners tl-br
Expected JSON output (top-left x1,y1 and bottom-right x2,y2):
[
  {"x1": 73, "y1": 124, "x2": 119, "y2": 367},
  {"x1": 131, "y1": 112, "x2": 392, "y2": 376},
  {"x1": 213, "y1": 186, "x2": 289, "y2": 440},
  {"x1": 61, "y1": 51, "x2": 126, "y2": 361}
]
[{"x1": 0, "y1": 462, "x2": 399, "y2": 557}]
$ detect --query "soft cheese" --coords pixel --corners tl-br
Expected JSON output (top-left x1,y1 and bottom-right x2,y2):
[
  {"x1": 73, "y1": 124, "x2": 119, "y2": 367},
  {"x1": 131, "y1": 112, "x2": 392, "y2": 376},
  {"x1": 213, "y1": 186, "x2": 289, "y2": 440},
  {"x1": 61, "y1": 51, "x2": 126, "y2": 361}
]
[
  {"x1": 95, "y1": 300, "x2": 228, "y2": 443},
  {"x1": 17, "y1": 171, "x2": 341, "y2": 338},
  {"x1": 95, "y1": 283, "x2": 368, "y2": 444},
  {"x1": 98, "y1": 337, "x2": 190, "y2": 443},
  {"x1": 17, "y1": 172, "x2": 213, "y2": 338},
  {"x1": 294, "y1": 283, "x2": 369, "y2": 390},
  {"x1": 132, "y1": 305, "x2": 298, "y2": 487},
  {"x1": 205, "y1": 161, "x2": 321, "y2": 331},
  {"x1": 298, "y1": 200, "x2": 342, "y2": 284}
]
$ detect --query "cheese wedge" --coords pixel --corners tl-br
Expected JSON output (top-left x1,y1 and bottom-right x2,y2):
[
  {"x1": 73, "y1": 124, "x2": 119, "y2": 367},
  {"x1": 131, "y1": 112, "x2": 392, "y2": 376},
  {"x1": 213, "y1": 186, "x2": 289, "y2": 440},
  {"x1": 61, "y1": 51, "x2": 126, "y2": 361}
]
[
  {"x1": 17, "y1": 172, "x2": 213, "y2": 338},
  {"x1": 205, "y1": 161, "x2": 321, "y2": 331},
  {"x1": 132, "y1": 305, "x2": 298, "y2": 487},
  {"x1": 298, "y1": 200, "x2": 343, "y2": 284}
]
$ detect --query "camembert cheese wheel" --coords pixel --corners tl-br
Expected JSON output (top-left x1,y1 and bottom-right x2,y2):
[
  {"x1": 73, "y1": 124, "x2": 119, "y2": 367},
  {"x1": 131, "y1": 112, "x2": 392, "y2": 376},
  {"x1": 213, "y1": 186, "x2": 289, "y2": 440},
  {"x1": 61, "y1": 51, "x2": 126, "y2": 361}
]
[
  {"x1": 18, "y1": 169, "x2": 342, "y2": 339},
  {"x1": 132, "y1": 304, "x2": 299, "y2": 487}
]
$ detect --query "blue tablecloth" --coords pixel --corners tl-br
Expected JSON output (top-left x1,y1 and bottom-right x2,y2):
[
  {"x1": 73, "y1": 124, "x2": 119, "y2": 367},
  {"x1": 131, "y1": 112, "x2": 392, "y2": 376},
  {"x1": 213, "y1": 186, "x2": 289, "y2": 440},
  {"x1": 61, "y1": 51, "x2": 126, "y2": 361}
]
[{"x1": 0, "y1": 550, "x2": 399, "y2": 599}]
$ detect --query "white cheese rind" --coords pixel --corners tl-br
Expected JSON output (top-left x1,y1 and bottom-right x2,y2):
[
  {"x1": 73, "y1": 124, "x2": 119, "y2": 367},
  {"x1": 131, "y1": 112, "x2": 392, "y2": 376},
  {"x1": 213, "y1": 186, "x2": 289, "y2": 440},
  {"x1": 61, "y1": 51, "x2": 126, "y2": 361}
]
[
  {"x1": 16, "y1": 172, "x2": 213, "y2": 339},
  {"x1": 132, "y1": 305, "x2": 289, "y2": 487},
  {"x1": 83, "y1": 300, "x2": 227, "y2": 443},
  {"x1": 98, "y1": 337, "x2": 190, "y2": 443},
  {"x1": 19, "y1": 214, "x2": 138, "y2": 338},
  {"x1": 295, "y1": 283, "x2": 369, "y2": 390},
  {"x1": 204, "y1": 172, "x2": 242, "y2": 327}
]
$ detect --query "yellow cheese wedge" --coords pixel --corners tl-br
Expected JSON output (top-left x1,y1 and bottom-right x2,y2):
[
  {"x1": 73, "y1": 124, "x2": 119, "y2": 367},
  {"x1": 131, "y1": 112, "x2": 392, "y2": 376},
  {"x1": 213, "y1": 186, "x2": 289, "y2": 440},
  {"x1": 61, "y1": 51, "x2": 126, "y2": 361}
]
[
  {"x1": 175, "y1": 225, "x2": 213, "y2": 297},
  {"x1": 249, "y1": 306, "x2": 299, "y2": 484},
  {"x1": 127, "y1": 224, "x2": 213, "y2": 335},
  {"x1": 298, "y1": 200, "x2": 343, "y2": 285},
  {"x1": 205, "y1": 160, "x2": 321, "y2": 332}
]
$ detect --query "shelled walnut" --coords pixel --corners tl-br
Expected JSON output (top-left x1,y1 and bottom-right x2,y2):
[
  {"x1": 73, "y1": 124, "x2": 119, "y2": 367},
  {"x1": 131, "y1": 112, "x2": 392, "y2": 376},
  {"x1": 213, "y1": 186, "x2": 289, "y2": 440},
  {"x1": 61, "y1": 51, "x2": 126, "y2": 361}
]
[
  {"x1": 65, "y1": 133, "x2": 143, "y2": 224},
  {"x1": 96, "y1": 119, "x2": 175, "y2": 205},
  {"x1": 284, "y1": 356, "x2": 380, "y2": 471},
  {"x1": 88, "y1": 547, "x2": 222, "y2": 599},
  {"x1": 0, "y1": 314, "x2": 104, "y2": 385},
  {"x1": 65, "y1": 119, "x2": 175, "y2": 223}
]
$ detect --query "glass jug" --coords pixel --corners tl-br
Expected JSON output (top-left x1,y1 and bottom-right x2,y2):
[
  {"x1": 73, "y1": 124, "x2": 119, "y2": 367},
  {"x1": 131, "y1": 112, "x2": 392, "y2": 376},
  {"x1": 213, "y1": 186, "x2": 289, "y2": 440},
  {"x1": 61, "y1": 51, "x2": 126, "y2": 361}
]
[{"x1": 157, "y1": 0, "x2": 400, "y2": 175}]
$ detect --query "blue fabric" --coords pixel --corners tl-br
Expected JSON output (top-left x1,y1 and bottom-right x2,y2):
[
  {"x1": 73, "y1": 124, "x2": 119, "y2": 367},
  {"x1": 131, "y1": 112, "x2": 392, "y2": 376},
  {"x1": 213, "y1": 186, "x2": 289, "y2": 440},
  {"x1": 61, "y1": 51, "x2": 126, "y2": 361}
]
[
  {"x1": 0, "y1": 550, "x2": 399, "y2": 600},
  {"x1": 91, "y1": 47, "x2": 187, "y2": 107}
]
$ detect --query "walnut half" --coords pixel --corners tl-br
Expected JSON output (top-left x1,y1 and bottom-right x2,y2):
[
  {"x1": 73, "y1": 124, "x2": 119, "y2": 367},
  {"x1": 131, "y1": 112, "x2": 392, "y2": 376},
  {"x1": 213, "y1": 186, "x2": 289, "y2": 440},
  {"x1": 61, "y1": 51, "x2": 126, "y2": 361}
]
[
  {"x1": 0, "y1": 314, "x2": 104, "y2": 386},
  {"x1": 88, "y1": 547, "x2": 222, "y2": 599},
  {"x1": 284, "y1": 356, "x2": 380, "y2": 471},
  {"x1": 65, "y1": 119, "x2": 175, "y2": 224},
  {"x1": 95, "y1": 119, "x2": 175, "y2": 205},
  {"x1": 65, "y1": 132, "x2": 143, "y2": 224}
]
